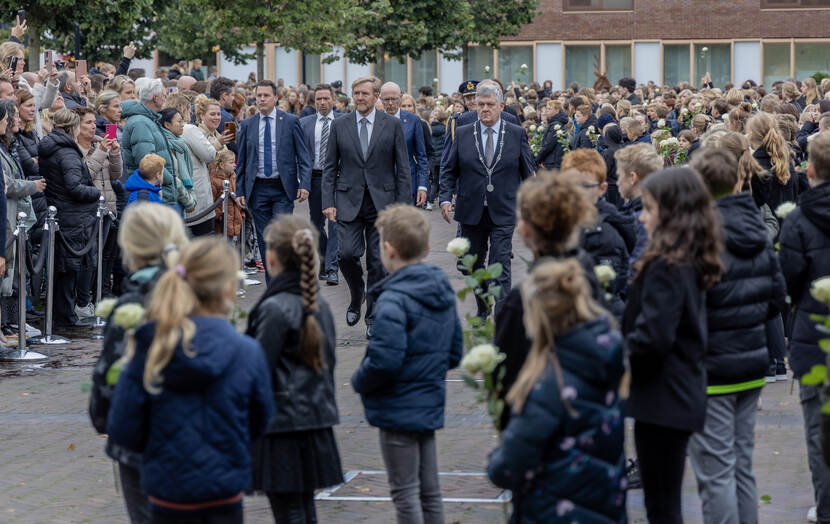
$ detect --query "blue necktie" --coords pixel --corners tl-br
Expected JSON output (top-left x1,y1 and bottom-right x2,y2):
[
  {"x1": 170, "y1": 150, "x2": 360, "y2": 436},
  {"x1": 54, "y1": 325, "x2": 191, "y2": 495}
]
[{"x1": 263, "y1": 116, "x2": 273, "y2": 177}]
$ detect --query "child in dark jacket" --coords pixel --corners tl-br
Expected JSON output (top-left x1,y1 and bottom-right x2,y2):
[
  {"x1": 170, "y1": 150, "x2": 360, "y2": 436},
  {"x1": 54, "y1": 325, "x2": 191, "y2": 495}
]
[
  {"x1": 688, "y1": 148, "x2": 787, "y2": 524},
  {"x1": 125, "y1": 153, "x2": 164, "y2": 205},
  {"x1": 622, "y1": 167, "x2": 724, "y2": 523},
  {"x1": 351, "y1": 204, "x2": 463, "y2": 524},
  {"x1": 107, "y1": 238, "x2": 274, "y2": 523},
  {"x1": 780, "y1": 131, "x2": 830, "y2": 521},
  {"x1": 488, "y1": 258, "x2": 626, "y2": 524},
  {"x1": 247, "y1": 215, "x2": 342, "y2": 523}
]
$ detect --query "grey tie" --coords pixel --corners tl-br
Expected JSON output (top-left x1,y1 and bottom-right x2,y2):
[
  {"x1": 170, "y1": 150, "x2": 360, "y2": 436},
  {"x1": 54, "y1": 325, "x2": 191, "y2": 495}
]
[
  {"x1": 320, "y1": 116, "x2": 330, "y2": 165},
  {"x1": 359, "y1": 117, "x2": 369, "y2": 159},
  {"x1": 485, "y1": 127, "x2": 495, "y2": 166}
]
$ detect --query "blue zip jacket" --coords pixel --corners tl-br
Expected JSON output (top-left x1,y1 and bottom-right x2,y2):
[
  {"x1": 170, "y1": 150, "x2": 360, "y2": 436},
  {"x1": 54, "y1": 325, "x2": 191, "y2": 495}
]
[
  {"x1": 107, "y1": 316, "x2": 274, "y2": 505},
  {"x1": 352, "y1": 263, "x2": 463, "y2": 431},
  {"x1": 125, "y1": 169, "x2": 162, "y2": 205}
]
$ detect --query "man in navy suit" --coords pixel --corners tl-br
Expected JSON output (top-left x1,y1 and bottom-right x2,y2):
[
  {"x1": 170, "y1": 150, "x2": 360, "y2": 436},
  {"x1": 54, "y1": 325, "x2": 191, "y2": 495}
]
[
  {"x1": 300, "y1": 83, "x2": 340, "y2": 286},
  {"x1": 439, "y1": 82, "x2": 535, "y2": 317},
  {"x1": 236, "y1": 80, "x2": 312, "y2": 281},
  {"x1": 379, "y1": 82, "x2": 428, "y2": 206}
]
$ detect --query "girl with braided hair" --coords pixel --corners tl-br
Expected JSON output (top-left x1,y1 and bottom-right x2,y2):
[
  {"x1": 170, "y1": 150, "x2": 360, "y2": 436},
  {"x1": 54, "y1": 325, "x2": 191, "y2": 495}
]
[{"x1": 247, "y1": 214, "x2": 341, "y2": 524}]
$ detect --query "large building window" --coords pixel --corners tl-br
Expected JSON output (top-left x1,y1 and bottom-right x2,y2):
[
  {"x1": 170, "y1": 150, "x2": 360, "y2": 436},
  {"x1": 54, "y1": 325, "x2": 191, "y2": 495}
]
[
  {"x1": 605, "y1": 45, "x2": 631, "y2": 85},
  {"x1": 498, "y1": 46, "x2": 534, "y2": 84},
  {"x1": 563, "y1": 0, "x2": 633, "y2": 10},
  {"x1": 763, "y1": 43, "x2": 791, "y2": 87},
  {"x1": 694, "y1": 44, "x2": 730, "y2": 88},
  {"x1": 663, "y1": 44, "x2": 690, "y2": 88},
  {"x1": 382, "y1": 55, "x2": 408, "y2": 89},
  {"x1": 466, "y1": 46, "x2": 494, "y2": 80},
  {"x1": 411, "y1": 52, "x2": 438, "y2": 94},
  {"x1": 303, "y1": 53, "x2": 321, "y2": 86},
  {"x1": 565, "y1": 45, "x2": 600, "y2": 89},
  {"x1": 795, "y1": 43, "x2": 830, "y2": 81},
  {"x1": 761, "y1": 0, "x2": 830, "y2": 7}
]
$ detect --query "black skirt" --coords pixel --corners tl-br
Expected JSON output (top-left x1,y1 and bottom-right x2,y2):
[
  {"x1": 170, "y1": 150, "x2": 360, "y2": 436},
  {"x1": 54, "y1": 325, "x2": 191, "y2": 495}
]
[{"x1": 251, "y1": 428, "x2": 343, "y2": 493}]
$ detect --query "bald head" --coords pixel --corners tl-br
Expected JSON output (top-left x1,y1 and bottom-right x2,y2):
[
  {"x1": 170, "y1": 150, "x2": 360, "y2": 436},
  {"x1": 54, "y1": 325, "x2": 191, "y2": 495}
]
[
  {"x1": 177, "y1": 75, "x2": 196, "y2": 91},
  {"x1": 380, "y1": 82, "x2": 402, "y2": 115}
]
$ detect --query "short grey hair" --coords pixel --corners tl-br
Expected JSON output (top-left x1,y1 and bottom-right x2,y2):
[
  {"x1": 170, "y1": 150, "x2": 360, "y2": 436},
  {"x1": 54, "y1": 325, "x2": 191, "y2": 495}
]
[
  {"x1": 57, "y1": 71, "x2": 74, "y2": 93},
  {"x1": 139, "y1": 79, "x2": 164, "y2": 103},
  {"x1": 475, "y1": 82, "x2": 503, "y2": 103}
]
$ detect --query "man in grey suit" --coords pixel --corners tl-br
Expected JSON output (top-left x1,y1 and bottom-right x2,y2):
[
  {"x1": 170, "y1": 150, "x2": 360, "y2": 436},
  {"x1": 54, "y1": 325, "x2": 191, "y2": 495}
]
[{"x1": 322, "y1": 76, "x2": 411, "y2": 337}]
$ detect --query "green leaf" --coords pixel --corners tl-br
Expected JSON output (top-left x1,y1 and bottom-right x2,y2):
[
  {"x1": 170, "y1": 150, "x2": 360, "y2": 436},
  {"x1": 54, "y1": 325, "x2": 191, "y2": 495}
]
[
  {"x1": 811, "y1": 314, "x2": 828, "y2": 323},
  {"x1": 487, "y1": 263, "x2": 503, "y2": 280},
  {"x1": 490, "y1": 286, "x2": 502, "y2": 299},
  {"x1": 801, "y1": 364, "x2": 828, "y2": 386},
  {"x1": 760, "y1": 495, "x2": 771, "y2": 504},
  {"x1": 469, "y1": 315, "x2": 482, "y2": 327},
  {"x1": 472, "y1": 268, "x2": 487, "y2": 281},
  {"x1": 462, "y1": 254, "x2": 477, "y2": 269},
  {"x1": 462, "y1": 374, "x2": 480, "y2": 389},
  {"x1": 823, "y1": 401, "x2": 830, "y2": 416},
  {"x1": 464, "y1": 276, "x2": 478, "y2": 289},
  {"x1": 821, "y1": 339, "x2": 830, "y2": 354}
]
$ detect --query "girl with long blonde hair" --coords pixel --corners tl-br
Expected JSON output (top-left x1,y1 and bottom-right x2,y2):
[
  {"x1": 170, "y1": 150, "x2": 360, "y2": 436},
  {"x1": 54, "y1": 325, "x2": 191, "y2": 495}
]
[
  {"x1": 746, "y1": 112, "x2": 803, "y2": 212},
  {"x1": 107, "y1": 237, "x2": 273, "y2": 523},
  {"x1": 488, "y1": 258, "x2": 626, "y2": 523}
]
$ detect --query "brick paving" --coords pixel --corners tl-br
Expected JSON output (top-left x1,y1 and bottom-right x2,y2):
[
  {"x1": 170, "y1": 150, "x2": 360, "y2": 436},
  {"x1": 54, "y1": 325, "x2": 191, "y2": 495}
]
[{"x1": 0, "y1": 203, "x2": 817, "y2": 523}]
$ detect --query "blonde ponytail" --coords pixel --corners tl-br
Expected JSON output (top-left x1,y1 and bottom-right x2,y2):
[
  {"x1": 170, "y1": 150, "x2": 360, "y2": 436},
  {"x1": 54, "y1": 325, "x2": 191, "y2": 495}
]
[{"x1": 747, "y1": 112, "x2": 791, "y2": 185}]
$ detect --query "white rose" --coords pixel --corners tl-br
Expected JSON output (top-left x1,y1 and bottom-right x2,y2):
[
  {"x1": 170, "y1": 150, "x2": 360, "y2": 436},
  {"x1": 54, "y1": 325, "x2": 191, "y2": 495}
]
[
  {"x1": 594, "y1": 265, "x2": 617, "y2": 285},
  {"x1": 702, "y1": 46, "x2": 709, "y2": 52},
  {"x1": 811, "y1": 277, "x2": 830, "y2": 304},
  {"x1": 112, "y1": 303, "x2": 146, "y2": 331},
  {"x1": 519, "y1": 97, "x2": 526, "y2": 103},
  {"x1": 462, "y1": 344, "x2": 505, "y2": 375},
  {"x1": 722, "y1": 114, "x2": 729, "y2": 123},
  {"x1": 484, "y1": 65, "x2": 490, "y2": 73},
  {"x1": 587, "y1": 126, "x2": 595, "y2": 133},
  {"x1": 658, "y1": 118, "x2": 666, "y2": 127},
  {"x1": 538, "y1": 125, "x2": 545, "y2": 132},
  {"x1": 554, "y1": 124, "x2": 561, "y2": 130},
  {"x1": 520, "y1": 63, "x2": 528, "y2": 70},
  {"x1": 681, "y1": 108, "x2": 689, "y2": 114},
  {"x1": 94, "y1": 298, "x2": 118, "y2": 319},
  {"x1": 752, "y1": 102, "x2": 758, "y2": 109},
  {"x1": 529, "y1": 124, "x2": 537, "y2": 132},
  {"x1": 433, "y1": 77, "x2": 439, "y2": 83},
  {"x1": 695, "y1": 102, "x2": 702, "y2": 109},
  {"x1": 659, "y1": 139, "x2": 668, "y2": 148},
  {"x1": 775, "y1": 201, "x2": 797, "y2": 219},
  {"x1": 447, "y1": 237, "x2": 471, "y2": 258},
  {"x1": 557, "y1": 129, "x2": 564, "y2": 136}
]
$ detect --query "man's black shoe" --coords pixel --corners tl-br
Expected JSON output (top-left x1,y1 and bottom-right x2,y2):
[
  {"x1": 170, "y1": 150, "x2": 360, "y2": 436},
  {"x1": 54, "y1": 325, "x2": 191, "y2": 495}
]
[
  {"x1": 346, "y1": 289, "x2": 365, "y2": 326},
  {"x1": 326, "y1": 270, "x2": 339, "y2": 286},
  {"x1": 318, "y1": 271, "x2": 327, "y2": 281},
  {"x1": 366, "y1": 322, "x2": 373, "y2": 339}
]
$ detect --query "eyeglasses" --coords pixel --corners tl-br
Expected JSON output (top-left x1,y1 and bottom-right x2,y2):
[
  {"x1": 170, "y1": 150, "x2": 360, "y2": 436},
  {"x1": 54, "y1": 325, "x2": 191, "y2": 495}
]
[
  {"x1": 380, "y1": 97, "x2": 400, "y2": 103},
  {"x1": 581, "y1": 182, "x2": 602, "y2": 189}
]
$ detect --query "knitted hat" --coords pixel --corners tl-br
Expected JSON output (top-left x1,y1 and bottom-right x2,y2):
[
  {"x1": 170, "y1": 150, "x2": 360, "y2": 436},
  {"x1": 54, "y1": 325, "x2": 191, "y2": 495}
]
[{"x1": 597, "y1": 113, "x2": 616, "y2": 131}]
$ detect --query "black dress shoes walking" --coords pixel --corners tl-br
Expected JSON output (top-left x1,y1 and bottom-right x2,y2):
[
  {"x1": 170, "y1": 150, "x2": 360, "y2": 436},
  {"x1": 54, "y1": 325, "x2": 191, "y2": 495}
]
[
  {"x1": 326, "y1": 270, "x2": 339, "y2": 286},
  {"x1": 346, "y1": 289, "x2": 365, "y2": 326}
]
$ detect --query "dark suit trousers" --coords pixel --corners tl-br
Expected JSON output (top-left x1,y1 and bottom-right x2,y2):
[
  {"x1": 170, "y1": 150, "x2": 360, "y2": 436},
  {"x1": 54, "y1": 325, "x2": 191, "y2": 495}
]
[
  {"x1": 250, "y1": 178, "x2": 294, "y2": 282},
  {"x1": 338, "y1": 189, "x2": 385, "y2": 319},
  {"x1": 309, "y1": 171, "x2": 339, "y2": 273},
  {"x1": 461, "y1": 207, "x2": 513, "y2": 315}
]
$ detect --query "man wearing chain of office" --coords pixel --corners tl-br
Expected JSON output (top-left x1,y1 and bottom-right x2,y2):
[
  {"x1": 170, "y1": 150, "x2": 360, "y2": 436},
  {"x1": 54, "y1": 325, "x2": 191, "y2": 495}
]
[{"x1": 439, "y1": 80, "x2": 535, "y2": 318}]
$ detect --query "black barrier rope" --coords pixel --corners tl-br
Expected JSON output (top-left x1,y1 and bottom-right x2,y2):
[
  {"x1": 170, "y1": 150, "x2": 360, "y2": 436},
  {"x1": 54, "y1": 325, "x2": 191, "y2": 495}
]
[
  {"x1": 25, "y1": 240, "x2": 48, "y2": 277},
  {"x1": 184, "y1": 194, "x2": 226, "y2": 224},
  {"x1": 56, "y1": 215, "x2": 112, "y2": 258}
]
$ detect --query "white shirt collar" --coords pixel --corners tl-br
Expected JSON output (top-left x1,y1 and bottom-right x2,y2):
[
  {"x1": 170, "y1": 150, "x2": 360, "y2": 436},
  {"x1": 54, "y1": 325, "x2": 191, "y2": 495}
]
[
  {"x1": 318, "y1": 110, "x2": 333, "y2": 121},
  {"x1": 481, "y1": 118, "x2": 502, "y2": 137},
  {"x1": 393, "y1": 109, "x2": 401, "y2": 119},
  {"x1": 260, "y1": 107, "x2": 277, "y2": 120},
  {"x1": 357, "y1": 108, "x2": 376, "y2": 125}
]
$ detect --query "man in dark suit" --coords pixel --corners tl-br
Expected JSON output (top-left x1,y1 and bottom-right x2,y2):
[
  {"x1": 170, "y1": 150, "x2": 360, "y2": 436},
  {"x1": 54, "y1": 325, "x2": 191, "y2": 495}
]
[
  {"x1": 439, "y1": 82, "x2": 535, "y2": 317},
  {"x1": 379, "y1": 81, "x2": 428, "y2": 206},
  {"x1": 300, "y1": 83, "x2": 340, "y2": 286},
  {"x1": 236, "y1": 80, "x2": 312, "y2": 281},
  {"x1": 322, "y1": 76, "x2": 411, "y2": 337}
]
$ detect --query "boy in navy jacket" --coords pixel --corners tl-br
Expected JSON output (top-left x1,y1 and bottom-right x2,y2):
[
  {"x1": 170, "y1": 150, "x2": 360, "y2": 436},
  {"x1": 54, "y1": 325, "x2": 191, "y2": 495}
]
[{"x1": 125, "y1": 153, "x2": 164, "y2": 206}]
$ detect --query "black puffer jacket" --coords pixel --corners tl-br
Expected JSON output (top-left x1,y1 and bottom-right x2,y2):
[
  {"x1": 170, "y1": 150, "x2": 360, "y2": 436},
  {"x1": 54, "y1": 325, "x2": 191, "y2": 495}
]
[
  {"x1": 570, "y1": 114, "x2": 598, "y2": 151},
  {"x1": 246, "y1": 271, "x2": 339, "y2": 433},
  {"x1": 581, "y1": 202, "x2": 631, "y2": 318},
  {"x1": 39, "y1": 129, "x2": 101, "y2": 272},
  {"x1": 14, "y1": 130, "x2": 46, "y2": 230},
  {"x1": 706, "y1": 193, "x2": 787, "y2": 392},
  {"x1": 601, "y1": 125, "x2": 625, "y2": 208},
  {"x1": 779, "y1": 181, "x2": 830, "y2": 378},
  {"x1": 535, "y1": 110, "x2": 568, "y2": 169},
  {"x1": 751, "y1": 145, "x2": 800, "y2": 213}
]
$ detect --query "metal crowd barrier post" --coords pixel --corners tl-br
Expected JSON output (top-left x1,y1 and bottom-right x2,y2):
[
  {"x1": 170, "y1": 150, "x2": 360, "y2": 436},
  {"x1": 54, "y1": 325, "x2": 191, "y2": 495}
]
[
  {"x1": 30, "y1": 207, "x2": 69, "y2": 345},
  {"x1": 89, "y1": 196, "x2": 107, "y2": 337},
  {"x1": 0, "y1": 212, "x2": 46, "y2": 360},
  {"x1": 222, "y1": 180, "x2": 229, "y2": 242}
]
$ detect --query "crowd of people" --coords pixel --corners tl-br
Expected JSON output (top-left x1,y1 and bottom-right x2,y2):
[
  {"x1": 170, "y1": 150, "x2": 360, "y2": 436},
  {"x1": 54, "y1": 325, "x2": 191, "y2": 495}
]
[{"x1": 1, "y1": 15, "x2": 830, "y2": 524}]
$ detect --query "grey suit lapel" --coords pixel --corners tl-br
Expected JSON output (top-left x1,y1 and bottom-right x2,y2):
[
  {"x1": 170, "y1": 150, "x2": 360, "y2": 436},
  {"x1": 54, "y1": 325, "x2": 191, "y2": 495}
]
[
  {"x1": 366, "y1": 111, "x2": 387, "y2": 160},
  {"x1": 346, "y1": 113, "x2": 365, "y2": 163}
]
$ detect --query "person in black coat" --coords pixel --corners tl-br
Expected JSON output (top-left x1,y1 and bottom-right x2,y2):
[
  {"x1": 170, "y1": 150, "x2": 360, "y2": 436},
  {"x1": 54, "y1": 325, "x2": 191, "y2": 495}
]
[
  {"x1": 747, "y1": 113, "x2": 803, "y2": 214},
  {"x1": 570, "y1": 104, "x2": 598, "y2": 150},
  {"x1": 14, "y1": 91, "x2": 47, "y2": 233},
  {"x1": 688, "y1": 148, "x2": 787, "y2": 523},
  {"x1": 622, "y1": 167, "x2": 724, "y2": 523},
  {"x1": 427, "y1": 113, "x2": 447, "y2": 207},
  {"x1": 88, "y1": 202, "x2": 189, "y2": 524},
  {"x1": 247, "y1": 215, "x2": 342, "y2": 523},
  {"x1": 601, "y1": 124, "x2": 625, "y2": 207},
  {"x1": 534, "y1": 108, "x2": 568, "y2": 170},
  {"x1": 39, "y1": 109, "x2": 101, "y2": 328},
  {"x1": 780, "y1": 132, "x2": 830, "y2": 518},
  {"x1": 493, "y1": 172, "x2": 603, "y2": 431}
]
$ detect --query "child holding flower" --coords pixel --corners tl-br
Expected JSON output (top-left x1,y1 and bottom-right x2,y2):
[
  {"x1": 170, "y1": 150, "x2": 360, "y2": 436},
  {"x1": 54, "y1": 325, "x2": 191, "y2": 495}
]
[{"x1": 351, "y1": 204, "x2": 462, "y2": 524}]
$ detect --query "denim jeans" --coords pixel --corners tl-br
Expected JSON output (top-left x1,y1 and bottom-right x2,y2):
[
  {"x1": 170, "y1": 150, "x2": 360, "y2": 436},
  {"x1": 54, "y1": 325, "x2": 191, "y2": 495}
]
[
  {"x1": 379, "y1": 429, "x2": 444, "y2": 524},
  {"x1": 802, "y1": 384, "x2": 830, "y2": 523},
  {"x1": 250, "y1": 178, "x2": 294, "y2": 282},
  {"x1": 688, "y1": 388, "x2": 762, "y2": 524},
  {"x1": 308, "y1": 174, "x2": 339, "y2": 274}
]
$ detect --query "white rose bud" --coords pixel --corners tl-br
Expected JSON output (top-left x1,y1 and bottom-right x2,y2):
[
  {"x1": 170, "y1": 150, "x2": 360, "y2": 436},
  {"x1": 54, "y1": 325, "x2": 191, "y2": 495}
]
[
  {"x1": 447, "y1": 237, "x2": 471, "y2": 258},
  {"x1": 529, "y1": 124, "x2": 537, "y2": 132},
  {"x1": 94, "y1": 298, "x2": 118, "y2": 319},
  {"x1": 433, "y1": 78, "x2": 439, "y2": 83},
  {"x1": 695, "y1": 102, "x2": 702, "y2": 109},
  {"x1": 702, "y1": 46, "x2": 709, "y2": 52},
  {"x1": 658, "y1": 118, "x2": 666, "y2": 127},
  {"x1": 112, "y1": 303, "x2": 146, "y2": 331},
  {"x1": 722, "y1": 114, "x2": 729, "y2": 123},
  {"x1": 775, "y1": 201, "x2": 797, "y2": 219},
  {"x1": 557, "y1": 129, "x2": 564, "y2": 136},
  {"x1": 554, "y1": 124, "x2": 561, "y2": 130},
  {"x1": 462, "y1": 344, "x2": 505, "y2": 375},
  {"x1": 811, "y1": 277, "x2": 830, "y2": 304},
  {"x1": 681, "y1": 108, "x2": 689, "y2": 114},
  {"x1": 484, "y1": 66, "x2": 490, "y2": 73},
  {"x1": 594, "y1": 265, "x2": 617, "y2": 286}
]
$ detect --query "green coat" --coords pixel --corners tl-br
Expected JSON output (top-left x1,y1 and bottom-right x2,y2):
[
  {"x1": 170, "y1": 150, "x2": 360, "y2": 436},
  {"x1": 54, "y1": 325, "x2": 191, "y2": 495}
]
[{"x1": 161, "y1": 127, "x2": 196, "y2": 212}]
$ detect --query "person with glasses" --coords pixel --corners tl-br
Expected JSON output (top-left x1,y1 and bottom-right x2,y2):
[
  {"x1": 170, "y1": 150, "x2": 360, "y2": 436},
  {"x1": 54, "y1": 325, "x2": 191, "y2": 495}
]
[{"x1": 379, "y1": 82, "x2": 428, "y2": 207}]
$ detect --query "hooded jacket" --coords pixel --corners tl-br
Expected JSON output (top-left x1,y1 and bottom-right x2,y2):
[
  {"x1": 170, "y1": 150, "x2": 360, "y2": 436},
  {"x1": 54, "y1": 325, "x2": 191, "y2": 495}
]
[
  {"x1": 488, "y1": 317, "x2": 627, "y2": 524},
  {"x1": 535, "y1": 110, "x2": 569, "y2": 169},
  {"x1": 121, "y1": 100, "x2": 178, "y2": 205},
  {"x1": 570, "y1": 114, "x2": 598, "y2": 151},
  {"x1": 750, "y1": 145, "x2": 800, "y2": 213},
  {"x1": 107, "y1": 316, "x2": 274, "y2": 504},
  {"x1": 601, "y1": 125, "x2": 625, "y2": 208},
  {"x1": 580, "y1": 201, "x2": 632, "y2": 317},
  {"x1": 779, "y1": 181, "x2": 830, "y2": 378},
  {"x1": 705, "y1": 193, "x2": 787, "y2": 392},
  {"x1": 125, "y1": 169, "x2": 162, "y2": 205},
  {"x1": 351, "y1": 263, "x2": 463, "y2": 431}
]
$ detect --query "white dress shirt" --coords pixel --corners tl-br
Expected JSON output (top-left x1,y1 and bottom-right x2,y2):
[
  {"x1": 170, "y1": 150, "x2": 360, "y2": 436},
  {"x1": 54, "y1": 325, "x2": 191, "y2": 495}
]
[
  {"x1": 355, "y1": 108, "x2": 376, "y2": 146},
  {"x1": 440, "y1": 118, "x2": 502, "y2": 208},
  {"x1": 257, "y1": 108, "x2": 279, "y2": 179},
  {"x1": 314, "y1": 111, "x2": 335, "y2": 170}
]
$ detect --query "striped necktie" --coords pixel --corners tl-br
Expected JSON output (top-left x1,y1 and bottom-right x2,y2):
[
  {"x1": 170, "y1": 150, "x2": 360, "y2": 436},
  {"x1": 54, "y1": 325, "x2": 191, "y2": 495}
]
[{"x1": 319, "y1": 116, "x2": 330, "y2": 166}]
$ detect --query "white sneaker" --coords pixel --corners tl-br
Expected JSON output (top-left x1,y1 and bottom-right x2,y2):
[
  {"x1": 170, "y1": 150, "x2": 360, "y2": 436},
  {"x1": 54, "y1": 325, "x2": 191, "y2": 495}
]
[
  {"x1": 808, "y1": 506, "x2": 817, "y2": 523},
  {"x1": 75, "y1": 303, "x2": 95, "y2": 318},
  {"x1": 425, "y1": 202, "x2": 433, "y2": 211},
  {"x1": 24, "y1": 323, "x2": 41, "y2": 337}
]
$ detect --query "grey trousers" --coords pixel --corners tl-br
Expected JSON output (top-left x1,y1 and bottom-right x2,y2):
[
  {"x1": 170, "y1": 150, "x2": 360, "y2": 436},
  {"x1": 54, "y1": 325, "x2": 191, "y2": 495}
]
[
  {"x1": 801, "y1": 385, "x2": 830, "y2": 524},
  {"x1": 119, "y1": 463, "x2": 151, "y2": 524},
  {"x1": 688, "y1": 388, "x2": 762, "y2": 524},
  {"x1": 379, "y1": 429, "x2": 445, "y2": 524}
]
